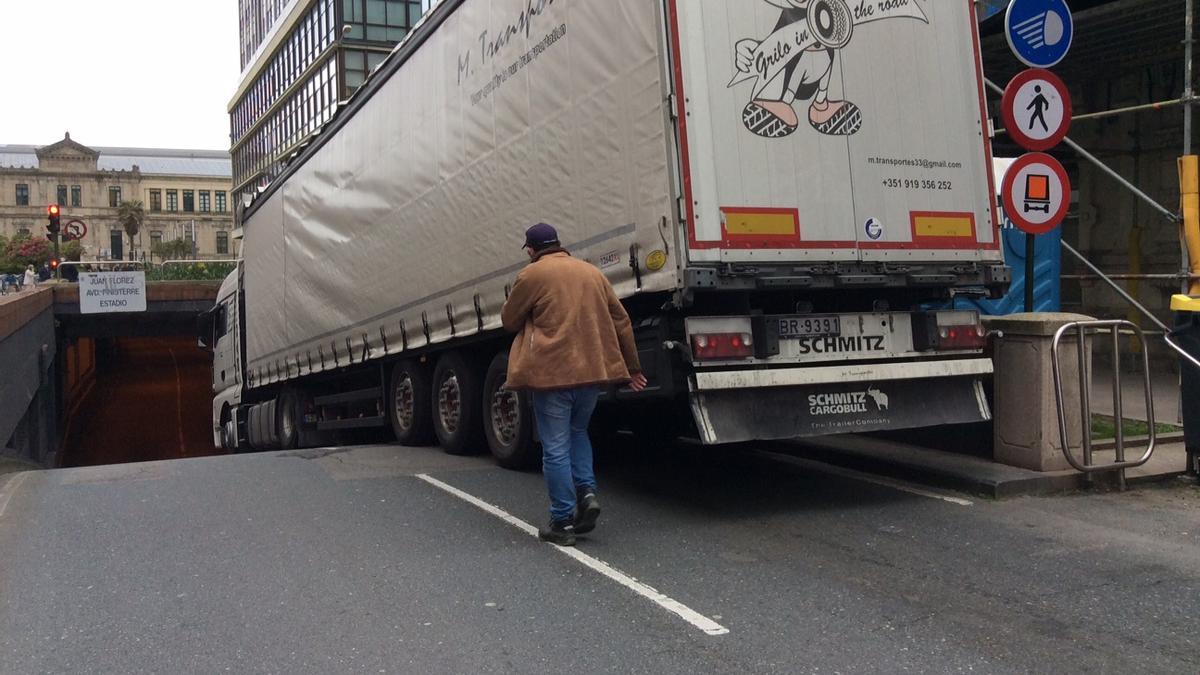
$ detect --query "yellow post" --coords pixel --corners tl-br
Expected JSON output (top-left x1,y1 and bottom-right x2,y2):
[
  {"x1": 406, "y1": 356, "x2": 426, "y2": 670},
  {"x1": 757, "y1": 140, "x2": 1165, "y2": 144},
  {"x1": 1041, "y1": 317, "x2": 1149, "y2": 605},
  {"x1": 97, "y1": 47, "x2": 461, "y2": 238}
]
[{"x1": 1179, "y1": 155, "x2": 1200, "y2": 296}]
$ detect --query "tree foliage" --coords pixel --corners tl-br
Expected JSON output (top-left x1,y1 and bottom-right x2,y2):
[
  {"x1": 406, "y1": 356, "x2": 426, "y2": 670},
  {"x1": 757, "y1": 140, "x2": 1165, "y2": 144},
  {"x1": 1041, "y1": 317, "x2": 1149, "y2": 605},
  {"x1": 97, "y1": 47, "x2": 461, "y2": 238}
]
[
  {"x1": 152, "y1": 238, "x2": 194, "y2": 261},
  {"x1": 117, "y1": 200, "x2": 145, "y2": 260},
  {"x1": 61, "y1": 240, "x2": 83, "y2": 262},
  {"x1": 146, "y1": 261, "x2": 236, "y2": 281},
  {"x1": 1, "y1": 234, "x2": 52, "y2": 272}
]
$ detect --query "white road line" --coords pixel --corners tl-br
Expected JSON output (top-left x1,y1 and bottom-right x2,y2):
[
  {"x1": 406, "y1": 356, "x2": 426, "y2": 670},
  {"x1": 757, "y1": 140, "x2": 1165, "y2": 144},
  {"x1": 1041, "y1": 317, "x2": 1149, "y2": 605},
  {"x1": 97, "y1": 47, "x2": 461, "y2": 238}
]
[
  {"x1": 0, "y1": 472, "x2": 31, "y2": 519},
  {"x1": 159, "y1": 340, "x2": 187, "y2": 457},
  {"x1": 756, "y1": 451, "x2": 974, "y2": 507},
  {"x1": 416, "y1": 473, "x2": 730, "y2": 637}
]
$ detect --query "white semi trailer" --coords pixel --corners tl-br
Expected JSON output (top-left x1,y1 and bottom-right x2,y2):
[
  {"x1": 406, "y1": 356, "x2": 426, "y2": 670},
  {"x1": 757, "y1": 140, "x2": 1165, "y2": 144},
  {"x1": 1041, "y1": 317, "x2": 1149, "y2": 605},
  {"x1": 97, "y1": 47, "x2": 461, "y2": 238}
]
[{"x1": 206, "y1": 0, "x2": 1010, "y2": 467}]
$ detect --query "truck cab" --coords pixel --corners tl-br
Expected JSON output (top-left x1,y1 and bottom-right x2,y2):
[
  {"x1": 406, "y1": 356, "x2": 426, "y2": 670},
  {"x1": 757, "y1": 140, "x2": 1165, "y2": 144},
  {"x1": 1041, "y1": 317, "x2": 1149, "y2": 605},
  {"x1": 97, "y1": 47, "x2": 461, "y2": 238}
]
[{"x1": 204, "y1": 267, "x2": 243, "y2": 449}]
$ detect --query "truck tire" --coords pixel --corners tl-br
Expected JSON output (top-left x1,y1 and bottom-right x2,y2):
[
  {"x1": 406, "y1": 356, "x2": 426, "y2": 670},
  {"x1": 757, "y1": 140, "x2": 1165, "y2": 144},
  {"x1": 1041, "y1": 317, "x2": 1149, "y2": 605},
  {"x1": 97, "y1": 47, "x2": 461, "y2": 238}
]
[
  {"x1": 276, "y1": 390, "x2": 300, "y2": 450},
  {"x1": 247, "y1": 404, "x2": 262, "y2": 449},
  {"x1": 220, "y1": 406, "x2": 236, "y2": 452},
  {"x1": 389, "y1": 360, "x2": 435, "y2": 446},
  {"x1": 431, "y1": 351, "x2": 485, "y2": 455},
  {"x1": 482, "y1": 352, "x2": 538, "y2": 470}
]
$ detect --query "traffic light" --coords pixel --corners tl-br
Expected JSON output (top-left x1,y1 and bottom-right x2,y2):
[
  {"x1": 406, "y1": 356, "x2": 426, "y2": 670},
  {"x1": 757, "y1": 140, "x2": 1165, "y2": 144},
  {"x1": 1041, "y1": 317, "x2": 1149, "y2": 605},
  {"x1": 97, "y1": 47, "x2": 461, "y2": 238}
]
[
  {"x1": 49, "y1": 258, "x2": 60, "y2": 272},
  {"x1": 46, "y1": 204, "x2": 61, "y2": 237}
]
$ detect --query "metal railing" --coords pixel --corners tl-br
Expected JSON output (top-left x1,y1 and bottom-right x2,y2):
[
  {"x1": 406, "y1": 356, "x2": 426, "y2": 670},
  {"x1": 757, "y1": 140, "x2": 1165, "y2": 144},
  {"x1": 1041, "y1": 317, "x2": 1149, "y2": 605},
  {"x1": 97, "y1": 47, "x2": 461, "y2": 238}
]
[
  {"x1": 1062, "y1": 242, "x2": 1200, "y2": 371},
  {"x1": 155, "y1": 259, "x2": 239, "y2": 267},
  {"x1": 1051, "y1": 320, "x2": 1157, "y2": 480},
  {"x1": 58, "y1": 260, "x2": 147, "y2": 270}
]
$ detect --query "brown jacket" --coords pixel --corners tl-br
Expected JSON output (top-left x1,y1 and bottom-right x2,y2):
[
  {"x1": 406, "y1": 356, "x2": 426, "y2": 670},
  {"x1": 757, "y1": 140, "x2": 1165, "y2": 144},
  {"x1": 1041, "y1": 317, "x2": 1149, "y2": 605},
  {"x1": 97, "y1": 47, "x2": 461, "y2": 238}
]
[{"x1": 501, "y1": 249, "x2": 641, "y2": 391}]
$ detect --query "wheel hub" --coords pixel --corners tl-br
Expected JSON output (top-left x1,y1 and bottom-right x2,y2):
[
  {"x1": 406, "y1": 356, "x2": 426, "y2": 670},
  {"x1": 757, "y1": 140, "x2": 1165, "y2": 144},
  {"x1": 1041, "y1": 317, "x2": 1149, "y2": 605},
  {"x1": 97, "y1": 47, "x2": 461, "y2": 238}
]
[
  {"x1": 281, "y1": 405, "x2": 294, "y2": 440},
  {"x1": 490, "y1": 385, "x2": 520, "y2": 446},
  {"x1": 438, "y1": 374, "x2": 461, "y2": 433},
  {"x1": 394, "y1": 375, "x2": 415, "y2": 430}
]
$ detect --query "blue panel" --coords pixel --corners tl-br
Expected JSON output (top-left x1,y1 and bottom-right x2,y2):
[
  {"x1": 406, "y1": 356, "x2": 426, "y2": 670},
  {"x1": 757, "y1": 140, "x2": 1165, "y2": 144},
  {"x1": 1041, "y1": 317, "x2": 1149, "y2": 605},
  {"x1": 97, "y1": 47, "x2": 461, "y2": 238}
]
[
  {"x1": 950, "y1": 227, "x2": 1061, "y2": 315},
  {"x1": 987, "y1": 227, "x2": 1061, "y2": 314},
  {"x1": 978, "y1": 1, "x2": 1006, "y2": 21}
]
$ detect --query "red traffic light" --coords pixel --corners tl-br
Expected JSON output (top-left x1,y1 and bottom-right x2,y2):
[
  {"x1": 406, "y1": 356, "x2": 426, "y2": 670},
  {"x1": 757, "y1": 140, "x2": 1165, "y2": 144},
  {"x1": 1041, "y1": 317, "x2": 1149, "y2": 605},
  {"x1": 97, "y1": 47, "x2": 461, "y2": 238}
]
[
  {"x1": 49, "y1": 258, "x2": 60, "y2": 270},
  {"x1": 47, "y1": 204, "x2": 60, "y2": 216}
]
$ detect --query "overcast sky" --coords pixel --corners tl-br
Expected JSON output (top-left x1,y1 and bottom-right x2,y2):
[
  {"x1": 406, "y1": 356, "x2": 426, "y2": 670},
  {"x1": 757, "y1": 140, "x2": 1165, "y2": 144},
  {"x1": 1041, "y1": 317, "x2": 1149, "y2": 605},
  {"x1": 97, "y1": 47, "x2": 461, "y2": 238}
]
[{"x1": 1, "y1": 0, "x2": 241, "y2": 151}]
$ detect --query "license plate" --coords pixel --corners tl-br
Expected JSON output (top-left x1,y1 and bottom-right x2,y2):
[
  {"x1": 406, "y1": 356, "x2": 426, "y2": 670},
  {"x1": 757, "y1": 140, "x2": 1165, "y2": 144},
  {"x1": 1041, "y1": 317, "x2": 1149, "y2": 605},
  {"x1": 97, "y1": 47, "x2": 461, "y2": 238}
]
[{"x1": 777, "y1": 315, "x2": 841, "y2": 339}]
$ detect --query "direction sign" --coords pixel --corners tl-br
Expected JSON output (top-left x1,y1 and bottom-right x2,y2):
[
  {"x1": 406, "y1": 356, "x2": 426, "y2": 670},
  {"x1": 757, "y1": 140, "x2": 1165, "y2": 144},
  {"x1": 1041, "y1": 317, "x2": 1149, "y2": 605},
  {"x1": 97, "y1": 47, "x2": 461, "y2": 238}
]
[
  {"x1": 1001, "y1": 152, "x2": 1071, "y2": 235},
  {"x1": 1001, "y1": 69, "x2": 1072, "y2": 151},
  {"x1": 1005, "y1": 0, "x2": 1074, "y2": 69},
  {"x1": 79, "y1": 271, "x2": 147, "y2": 314}
]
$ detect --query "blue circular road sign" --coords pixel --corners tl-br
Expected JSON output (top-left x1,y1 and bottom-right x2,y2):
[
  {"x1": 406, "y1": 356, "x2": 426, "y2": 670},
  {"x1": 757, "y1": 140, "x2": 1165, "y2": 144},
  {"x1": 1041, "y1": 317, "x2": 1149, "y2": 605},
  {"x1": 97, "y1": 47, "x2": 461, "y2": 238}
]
[{"x1": 1005, "y1": 0, "x2": 1074, "y2": 69}]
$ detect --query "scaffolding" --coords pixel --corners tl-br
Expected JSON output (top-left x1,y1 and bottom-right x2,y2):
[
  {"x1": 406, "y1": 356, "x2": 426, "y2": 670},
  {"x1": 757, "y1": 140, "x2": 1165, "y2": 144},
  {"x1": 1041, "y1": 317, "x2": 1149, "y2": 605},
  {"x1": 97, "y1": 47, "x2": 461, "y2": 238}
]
[{"x1": 979, "y1": 0, "x2": 1198, "y2": 313}]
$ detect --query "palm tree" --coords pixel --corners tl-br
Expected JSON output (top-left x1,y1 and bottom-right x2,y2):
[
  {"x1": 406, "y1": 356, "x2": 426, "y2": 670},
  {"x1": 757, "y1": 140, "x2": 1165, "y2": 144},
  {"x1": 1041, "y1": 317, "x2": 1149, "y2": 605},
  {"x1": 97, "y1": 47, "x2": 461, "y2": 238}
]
[{"x1": 116, "y1": 201, "x2": 145, "y2": 261}]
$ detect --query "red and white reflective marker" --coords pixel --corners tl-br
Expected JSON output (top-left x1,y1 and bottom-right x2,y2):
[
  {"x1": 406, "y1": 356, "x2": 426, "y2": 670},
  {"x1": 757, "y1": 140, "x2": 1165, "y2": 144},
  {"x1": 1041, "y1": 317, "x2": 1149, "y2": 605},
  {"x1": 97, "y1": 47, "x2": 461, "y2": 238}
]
[
  {"x1": 1001, "y1": 152, "x2": 1071, "y2": 235},
  {"x1": 1001, "y1": 69, "x2": 1072, "y2": 152}
]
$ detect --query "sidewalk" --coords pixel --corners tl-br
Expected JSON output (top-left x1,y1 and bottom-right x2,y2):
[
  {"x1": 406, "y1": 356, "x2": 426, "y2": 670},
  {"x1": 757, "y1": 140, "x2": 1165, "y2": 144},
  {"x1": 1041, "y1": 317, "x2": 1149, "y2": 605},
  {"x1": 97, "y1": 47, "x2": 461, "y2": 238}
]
[
  {"x1": 788, "y1": 435, "x2": 1195, "y2": 499},
  {"x1": 1090, "y1": 364, "x2": 1182, "y2": 426}
]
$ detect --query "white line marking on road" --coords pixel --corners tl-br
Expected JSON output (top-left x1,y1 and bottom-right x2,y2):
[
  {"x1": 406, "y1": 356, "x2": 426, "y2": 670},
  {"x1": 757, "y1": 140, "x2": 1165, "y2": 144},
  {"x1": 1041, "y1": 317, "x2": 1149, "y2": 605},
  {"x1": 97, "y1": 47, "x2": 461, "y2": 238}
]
[
  {"x1": 0, "y1": 472, "x2": 31, "y2": 519},
  {"x1": 755, "y1": 451, "x2": 974, "y2": 507},
  {"x1": 160, "y1": 340, "x2": 187, "y2": 457},
  {"x1": 416, "y1": 473, "x2": 730, "y2": 636}
]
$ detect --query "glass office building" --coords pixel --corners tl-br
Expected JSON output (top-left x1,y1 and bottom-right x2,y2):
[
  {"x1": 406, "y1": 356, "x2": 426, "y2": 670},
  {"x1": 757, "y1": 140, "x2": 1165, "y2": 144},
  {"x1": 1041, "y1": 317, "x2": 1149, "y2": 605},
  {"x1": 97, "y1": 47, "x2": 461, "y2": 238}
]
[{"x1": 231, "y1": 0, "x2": 429, "y2": 200}]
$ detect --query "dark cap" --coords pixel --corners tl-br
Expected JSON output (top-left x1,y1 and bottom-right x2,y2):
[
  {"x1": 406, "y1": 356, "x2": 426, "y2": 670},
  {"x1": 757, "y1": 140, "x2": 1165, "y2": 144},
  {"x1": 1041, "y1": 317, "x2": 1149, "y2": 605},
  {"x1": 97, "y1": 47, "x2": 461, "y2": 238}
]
[{"x1": 523, "y1": 222, "x2": 559, "y2": 249}]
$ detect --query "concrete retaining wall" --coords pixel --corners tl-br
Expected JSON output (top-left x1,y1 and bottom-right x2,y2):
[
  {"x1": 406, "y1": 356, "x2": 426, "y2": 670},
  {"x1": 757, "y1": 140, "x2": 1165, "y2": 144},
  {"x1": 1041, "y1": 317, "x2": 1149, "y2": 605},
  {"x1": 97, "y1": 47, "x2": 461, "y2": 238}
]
[{"x1": 0, "y1": 289, "x2": 59, "y2": 466}]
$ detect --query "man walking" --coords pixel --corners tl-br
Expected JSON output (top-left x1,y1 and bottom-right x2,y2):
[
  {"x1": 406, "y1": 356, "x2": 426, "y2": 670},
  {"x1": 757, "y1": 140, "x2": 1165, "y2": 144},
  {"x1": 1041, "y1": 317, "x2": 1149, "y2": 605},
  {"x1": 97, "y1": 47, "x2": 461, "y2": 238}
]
[{"x1": 501, "y1": 223, "x2": 647, "y2": 546}]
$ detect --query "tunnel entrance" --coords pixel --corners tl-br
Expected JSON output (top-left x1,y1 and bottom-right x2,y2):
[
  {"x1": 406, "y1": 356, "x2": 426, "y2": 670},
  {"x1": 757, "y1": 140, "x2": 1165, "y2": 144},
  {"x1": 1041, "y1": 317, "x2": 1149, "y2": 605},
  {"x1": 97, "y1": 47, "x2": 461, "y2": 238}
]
[{"x1": 60, "y1": 336, "x2": 224, "y2": 467}]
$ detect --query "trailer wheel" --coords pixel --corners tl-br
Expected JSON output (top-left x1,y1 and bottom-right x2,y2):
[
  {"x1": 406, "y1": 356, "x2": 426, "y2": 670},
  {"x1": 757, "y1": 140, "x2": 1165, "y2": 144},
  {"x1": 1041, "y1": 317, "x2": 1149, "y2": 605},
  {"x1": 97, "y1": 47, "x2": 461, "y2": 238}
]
[
  {"x1": 220, "y1": 406, "x2": 236, "y2": 451},
  {"x1": 276, "y1": 389, "x2": 300, "y2": 450},
  {"x1": 389, "y1": 360, "x2": 435, "y2": 446},
  {"x1": 482, "y1": 352, "x2": 538, "y2": 470},
  {"x1": 431, "y1": 352, "x2": 485, "y2": 455}
]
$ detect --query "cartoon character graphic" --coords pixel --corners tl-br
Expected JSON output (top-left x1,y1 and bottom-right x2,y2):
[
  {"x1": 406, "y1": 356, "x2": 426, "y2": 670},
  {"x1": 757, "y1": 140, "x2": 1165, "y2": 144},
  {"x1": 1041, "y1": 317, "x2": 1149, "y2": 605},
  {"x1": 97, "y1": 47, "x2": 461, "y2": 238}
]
[{"x1": 729, "y1": 0, "x2": 929, "y2": 139}]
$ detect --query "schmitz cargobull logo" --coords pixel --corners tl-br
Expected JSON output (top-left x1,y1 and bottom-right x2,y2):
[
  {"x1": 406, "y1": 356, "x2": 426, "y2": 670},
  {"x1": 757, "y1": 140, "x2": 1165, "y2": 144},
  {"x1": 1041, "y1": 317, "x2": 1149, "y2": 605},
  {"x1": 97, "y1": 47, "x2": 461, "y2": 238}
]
[{"x1": 808, "y1": 387, "x2": 890, "y2": 416}]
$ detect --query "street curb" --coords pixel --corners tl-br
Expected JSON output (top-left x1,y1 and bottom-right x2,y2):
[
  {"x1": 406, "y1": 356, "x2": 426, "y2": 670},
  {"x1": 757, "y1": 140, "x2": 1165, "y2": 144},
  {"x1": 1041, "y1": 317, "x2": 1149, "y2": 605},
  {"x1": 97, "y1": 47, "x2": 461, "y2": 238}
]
[
  {"x1": 0, "y1": 471, "x2": 32, "y2": 519},
  {"x1": 778, "y1": 436, "x2": 1187, "y2": 500}
]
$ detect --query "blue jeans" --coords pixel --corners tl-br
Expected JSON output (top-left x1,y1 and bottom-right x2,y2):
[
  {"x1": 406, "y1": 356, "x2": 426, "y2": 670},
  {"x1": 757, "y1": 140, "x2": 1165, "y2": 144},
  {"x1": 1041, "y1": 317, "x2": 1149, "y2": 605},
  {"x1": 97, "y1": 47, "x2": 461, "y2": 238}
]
[{"x1": 531, "y1": 387, "x2": 601, "y2": 522}]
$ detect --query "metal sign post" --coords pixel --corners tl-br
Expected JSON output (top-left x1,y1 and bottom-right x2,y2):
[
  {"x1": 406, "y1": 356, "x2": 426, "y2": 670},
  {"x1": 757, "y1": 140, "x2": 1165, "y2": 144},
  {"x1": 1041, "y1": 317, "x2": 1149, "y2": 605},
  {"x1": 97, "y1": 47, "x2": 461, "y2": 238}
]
[{"x1": 1001, "y1": 153, "x2": 1072, "y2": 311}]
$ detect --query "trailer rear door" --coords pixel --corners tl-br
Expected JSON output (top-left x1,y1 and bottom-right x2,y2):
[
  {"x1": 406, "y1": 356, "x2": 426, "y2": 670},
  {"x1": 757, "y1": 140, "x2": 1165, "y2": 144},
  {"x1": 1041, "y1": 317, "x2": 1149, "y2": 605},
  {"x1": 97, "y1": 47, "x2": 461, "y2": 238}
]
[{"x1": 666, "y1": 0, "x2": 999, "y2": 265}]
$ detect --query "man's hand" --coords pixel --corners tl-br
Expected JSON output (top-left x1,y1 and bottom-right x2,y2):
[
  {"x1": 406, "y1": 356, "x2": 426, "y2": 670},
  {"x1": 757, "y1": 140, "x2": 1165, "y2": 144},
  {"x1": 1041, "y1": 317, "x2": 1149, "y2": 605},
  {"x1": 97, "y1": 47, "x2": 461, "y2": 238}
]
[
  {"x1": 627, "y1": 373, "x2": 648, "y2": 392},
  {"x1": 735, "y1": 39, "x2": 760, "y2": 73}
]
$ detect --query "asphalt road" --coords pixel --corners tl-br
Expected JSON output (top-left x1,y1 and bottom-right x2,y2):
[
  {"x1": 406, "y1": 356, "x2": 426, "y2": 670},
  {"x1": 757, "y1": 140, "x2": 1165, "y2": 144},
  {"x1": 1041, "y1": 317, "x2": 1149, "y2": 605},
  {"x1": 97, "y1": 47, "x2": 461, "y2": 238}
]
[
  {"x1": 60, "y1": 336, "x2": 220, "y2": 467},
  {"x1": 0, "y1": 442, "x2": 1196, "y2": 673}
]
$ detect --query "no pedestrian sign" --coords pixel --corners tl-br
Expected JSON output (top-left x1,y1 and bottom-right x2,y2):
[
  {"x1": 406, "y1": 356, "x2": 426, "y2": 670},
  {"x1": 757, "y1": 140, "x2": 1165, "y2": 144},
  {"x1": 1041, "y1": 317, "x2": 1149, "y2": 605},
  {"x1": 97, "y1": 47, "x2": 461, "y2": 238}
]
[
  {"x1": 1002, "y1": 69, "x2": 1071, "y2": 152},
  {"x1": 1001, "y1": 152, "x2": 1071, "y2": 235},
  {"x1": 79, "y1": 272, "x2": 147, "y2": 314},
  {"x1": 1005, "y1": 0, "x2": 1074, "y2": 69}
]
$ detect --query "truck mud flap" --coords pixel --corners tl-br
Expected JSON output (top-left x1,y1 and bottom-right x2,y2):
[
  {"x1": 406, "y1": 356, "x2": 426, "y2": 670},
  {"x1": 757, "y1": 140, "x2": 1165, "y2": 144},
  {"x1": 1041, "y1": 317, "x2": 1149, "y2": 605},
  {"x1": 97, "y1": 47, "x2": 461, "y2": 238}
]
[{"x1": 688, "y1": 377, "x2": 991, "y2": 445}]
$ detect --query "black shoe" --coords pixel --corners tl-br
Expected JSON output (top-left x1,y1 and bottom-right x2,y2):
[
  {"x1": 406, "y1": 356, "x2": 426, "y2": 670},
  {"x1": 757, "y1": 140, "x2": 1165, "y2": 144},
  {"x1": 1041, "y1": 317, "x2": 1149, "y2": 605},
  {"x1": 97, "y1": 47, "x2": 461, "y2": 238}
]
[
  {"x1": 574, "y1": 489, "x2": 601, "y2": 535},
  {"x1": 538, "y1": 519, "x2": 576, "y2": 546}
]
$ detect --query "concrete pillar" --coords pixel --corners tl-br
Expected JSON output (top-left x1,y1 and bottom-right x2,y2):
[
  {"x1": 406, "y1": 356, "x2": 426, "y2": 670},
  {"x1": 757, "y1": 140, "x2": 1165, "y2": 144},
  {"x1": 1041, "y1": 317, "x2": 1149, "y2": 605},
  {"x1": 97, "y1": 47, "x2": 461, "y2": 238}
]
[{"x1": 986, "y1": 313, "x2": 1096, "y2": 472}]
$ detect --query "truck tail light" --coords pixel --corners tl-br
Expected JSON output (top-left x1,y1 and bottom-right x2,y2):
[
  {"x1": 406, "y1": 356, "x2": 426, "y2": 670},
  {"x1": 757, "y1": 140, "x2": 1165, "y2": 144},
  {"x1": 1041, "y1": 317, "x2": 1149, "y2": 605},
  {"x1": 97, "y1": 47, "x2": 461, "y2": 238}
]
[
  {"x1": 937, "y1": 324, "x2": 987, "y2": 350},
  {"x1": 691, "y1": 332, "x2": 754, "y2": 361},
  {"x1": 912, "y1": 310, "x2": 986, "y2": 351},
  {"x1": 685, "y1": 316, "x2": 756, "y2": 362}
]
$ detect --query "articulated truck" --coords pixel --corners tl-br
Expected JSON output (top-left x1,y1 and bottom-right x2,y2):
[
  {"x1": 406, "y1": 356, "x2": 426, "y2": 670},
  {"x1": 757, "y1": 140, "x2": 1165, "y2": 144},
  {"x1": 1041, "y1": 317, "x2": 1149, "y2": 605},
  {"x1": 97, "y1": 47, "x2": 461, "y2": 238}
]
[{"x1": 206, "y1": 0, "x2": 1009, "y2": 467}]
